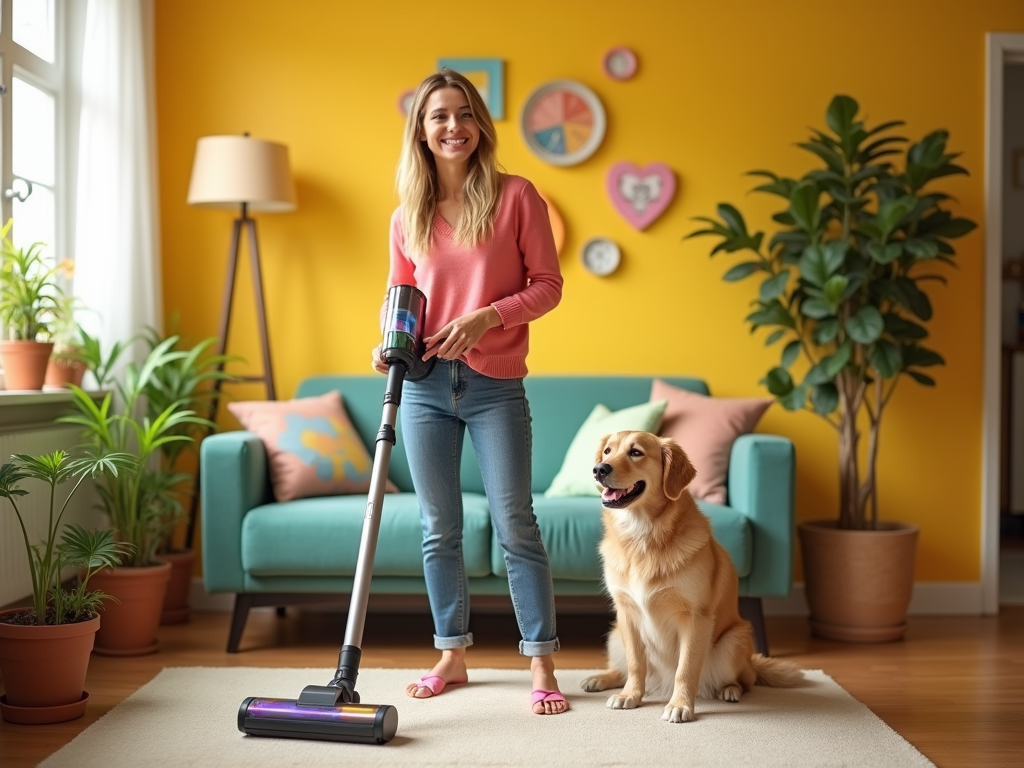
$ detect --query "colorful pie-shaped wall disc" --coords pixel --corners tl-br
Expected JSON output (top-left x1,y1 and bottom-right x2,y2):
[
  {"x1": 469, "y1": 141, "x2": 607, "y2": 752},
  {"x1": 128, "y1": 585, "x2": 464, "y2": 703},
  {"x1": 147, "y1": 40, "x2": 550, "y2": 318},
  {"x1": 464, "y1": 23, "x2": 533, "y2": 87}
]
[{"x1": 520, "y1": 80, "x2": 606, "y2": 167}]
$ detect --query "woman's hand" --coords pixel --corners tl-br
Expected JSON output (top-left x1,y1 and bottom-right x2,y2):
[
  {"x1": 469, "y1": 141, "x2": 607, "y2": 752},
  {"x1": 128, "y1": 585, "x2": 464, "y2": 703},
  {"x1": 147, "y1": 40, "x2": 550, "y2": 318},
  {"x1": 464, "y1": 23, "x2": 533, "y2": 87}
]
[
  {"x1": 423, "y1": 306, "x2": 501, "y2": 361},
  {"x1": 370, "y1": 344, "x2": 388, "y2": 374}
]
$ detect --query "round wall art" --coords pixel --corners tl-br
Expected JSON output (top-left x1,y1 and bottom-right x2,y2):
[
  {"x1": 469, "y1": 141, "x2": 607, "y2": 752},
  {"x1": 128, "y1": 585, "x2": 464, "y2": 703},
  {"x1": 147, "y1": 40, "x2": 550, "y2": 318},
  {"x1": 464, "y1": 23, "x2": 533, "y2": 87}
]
[
  {"x1": 603, "y1": 47, "x2": 638, "y2": 81},
  {"x1": 581, "y1": 237, "x2": 621, "y2": 277},
  {"x1": 520, "y1": 80, "x2": 606, "y2": 167}
]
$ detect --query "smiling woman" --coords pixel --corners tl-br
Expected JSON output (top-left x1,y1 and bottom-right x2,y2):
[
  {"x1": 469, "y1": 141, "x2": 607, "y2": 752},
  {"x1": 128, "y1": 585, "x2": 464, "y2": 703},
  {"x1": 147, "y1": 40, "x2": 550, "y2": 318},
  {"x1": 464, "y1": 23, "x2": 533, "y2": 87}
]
[{"x1": 382, "y1": 68, "x2": 569, "y2": 715}]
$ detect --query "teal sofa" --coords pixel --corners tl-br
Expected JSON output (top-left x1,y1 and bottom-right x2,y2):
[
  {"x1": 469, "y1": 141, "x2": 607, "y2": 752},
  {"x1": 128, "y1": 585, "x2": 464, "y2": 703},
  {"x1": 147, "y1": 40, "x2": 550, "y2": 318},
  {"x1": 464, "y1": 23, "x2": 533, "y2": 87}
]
[{"x1": 201, "y1": 375, "x2": 795, "y2": 653}]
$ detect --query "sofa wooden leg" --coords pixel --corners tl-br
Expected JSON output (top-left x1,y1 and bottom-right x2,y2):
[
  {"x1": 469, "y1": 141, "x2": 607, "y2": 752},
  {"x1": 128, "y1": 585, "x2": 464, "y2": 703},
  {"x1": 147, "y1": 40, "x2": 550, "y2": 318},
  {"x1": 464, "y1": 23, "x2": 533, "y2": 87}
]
[
  {"x1": 227, "y1": 594, "x2": 255, "y2": 653},
  {"x1": 739, "y1": 596, "x2": 769, "y2": 656}
]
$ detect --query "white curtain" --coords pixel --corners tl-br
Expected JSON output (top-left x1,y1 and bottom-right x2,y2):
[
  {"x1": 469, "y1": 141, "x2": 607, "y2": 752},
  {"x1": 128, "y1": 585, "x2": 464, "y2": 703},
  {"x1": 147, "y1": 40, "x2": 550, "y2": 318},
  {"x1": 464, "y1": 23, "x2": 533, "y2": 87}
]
[{"x1": 73, "y1": 0, "x2": 161, "y2": 383}]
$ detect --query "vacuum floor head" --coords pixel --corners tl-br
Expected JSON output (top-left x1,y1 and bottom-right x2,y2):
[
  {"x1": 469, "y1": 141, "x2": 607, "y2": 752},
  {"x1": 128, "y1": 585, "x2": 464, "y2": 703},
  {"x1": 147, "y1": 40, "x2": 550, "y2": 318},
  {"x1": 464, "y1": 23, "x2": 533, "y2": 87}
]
[{"x1": 238, "y1": 697, "x2": 398, "y2": 744}]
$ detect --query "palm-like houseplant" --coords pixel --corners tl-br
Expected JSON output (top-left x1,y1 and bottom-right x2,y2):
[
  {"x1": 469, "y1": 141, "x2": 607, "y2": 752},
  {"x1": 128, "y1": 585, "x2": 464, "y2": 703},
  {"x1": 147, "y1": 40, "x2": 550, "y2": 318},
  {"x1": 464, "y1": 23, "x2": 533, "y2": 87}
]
[
  {"x1": 140, "y1": 326, "x2": 235, "y2": 554},
  {"x1": 138, "y1": 327, "x2": 235, "y2": 623},
  {"x1": 686, "y1": 95, "x2": 977, "y2": 640},
  {"x1": 56, "y1": 335, "x2": 213, "y2": 653},
  {"x1": 0, "y1": 450, "x2": 133, "y2": 722},
  {"x1": 0, "y1": 451, "x2": 134, "y2": 625},
  {"x1": 0, "y1": 219, "x2": 65, "y2": 389},
  {"x1": 61, "y1": 334, "x2": 213, "y2": 567},
  {"x1": 42, "y1": 293, "x2": 90, "y2": 387}
]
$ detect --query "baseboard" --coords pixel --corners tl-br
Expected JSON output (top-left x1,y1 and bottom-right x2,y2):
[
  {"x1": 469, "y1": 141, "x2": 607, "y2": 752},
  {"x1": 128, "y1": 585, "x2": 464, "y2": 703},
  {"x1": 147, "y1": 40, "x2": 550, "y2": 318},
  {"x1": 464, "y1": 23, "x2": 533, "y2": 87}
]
[
  {"x1": 190, "y1": 579, "x2": 988, "y2": 616},
  {"x1": 763, "y1": 582, "x2": 987, "y2": 616}
]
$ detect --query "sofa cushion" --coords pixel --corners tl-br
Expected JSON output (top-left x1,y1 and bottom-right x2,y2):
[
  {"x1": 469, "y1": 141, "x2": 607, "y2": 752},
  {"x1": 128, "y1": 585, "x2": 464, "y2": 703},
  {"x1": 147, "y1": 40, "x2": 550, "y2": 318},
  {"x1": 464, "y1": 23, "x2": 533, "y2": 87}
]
[
  {"x1": 241, "y1": 492, "x2": 493, "y2": 578},
  {"x1": 525, "y1": 376, "x2": 708, "y2": 493},
  {"x1": 227, "y1": 391, "x2": 397, "y2": 502},
  {"x1": 652, "y1": 379, "x2": 772, "y2": 505},
  {"x1": 490, "y1": 497, "x2": 752, "y2": 581},
  {"x1": 544, "y1": 400, "x2": 668, "y2": 498}
]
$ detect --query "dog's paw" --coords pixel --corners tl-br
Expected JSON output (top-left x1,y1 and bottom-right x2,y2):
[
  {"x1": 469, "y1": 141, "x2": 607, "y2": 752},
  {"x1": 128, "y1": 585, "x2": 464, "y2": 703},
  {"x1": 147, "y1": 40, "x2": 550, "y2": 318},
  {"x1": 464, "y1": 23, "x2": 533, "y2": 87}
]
[
  {"x1": 661, "y1": 703, "x2": 695, "y2": 723},
  {"x1": 718, "y1": 684, "x2": 741, "y2": 703},
  {"x1": 580, "y1": 674, "x2": 610, "y2": 693},
  {"x1": 581, "y1": 670, "x2": 625, "y2": 692},
  {"x1": 606, "y1": 693, "x2": 642, "y2": 710}
]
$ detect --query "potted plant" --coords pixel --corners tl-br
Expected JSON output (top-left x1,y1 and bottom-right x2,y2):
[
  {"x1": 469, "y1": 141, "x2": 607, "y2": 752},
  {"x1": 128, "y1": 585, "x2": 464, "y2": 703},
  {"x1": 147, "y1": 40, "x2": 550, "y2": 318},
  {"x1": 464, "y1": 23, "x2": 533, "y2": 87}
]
[
  {"x1": 58, "y1": 334, "x2": 213, "y2": 654},
  {"x1": 139, "y1": 326, "x2": 235, "y2": 624},
  {"x1": 0, "y1": 450, "x2": 133, "y2": 724},
  {"x1": 43, "y1": 294, "x2": 90, "y2": 388},
  {"x1": 0, "y1": 219, "x2": 65, "y2": 390},
  {"x1": 686, "y1": 95, "x2": 977, "y2": 641}
]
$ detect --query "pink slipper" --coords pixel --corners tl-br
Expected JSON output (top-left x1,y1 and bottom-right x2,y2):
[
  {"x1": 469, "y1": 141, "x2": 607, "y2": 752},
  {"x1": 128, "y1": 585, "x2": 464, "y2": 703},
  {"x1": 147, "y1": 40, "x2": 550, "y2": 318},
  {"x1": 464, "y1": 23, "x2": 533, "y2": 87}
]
[
  {"x1": 531, "y1": 689, "x2": 568, "y2": 713},
  {"x1": 409, "y1": 675, "x2": 466, "y2": 697}
]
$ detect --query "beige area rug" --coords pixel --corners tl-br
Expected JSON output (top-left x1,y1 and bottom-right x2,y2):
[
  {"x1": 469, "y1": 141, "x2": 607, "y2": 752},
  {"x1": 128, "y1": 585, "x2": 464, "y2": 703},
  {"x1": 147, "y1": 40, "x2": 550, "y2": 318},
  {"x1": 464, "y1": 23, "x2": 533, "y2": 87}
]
[{"x1": 40, "y1": 667, "x2": 935, "y2": 768}]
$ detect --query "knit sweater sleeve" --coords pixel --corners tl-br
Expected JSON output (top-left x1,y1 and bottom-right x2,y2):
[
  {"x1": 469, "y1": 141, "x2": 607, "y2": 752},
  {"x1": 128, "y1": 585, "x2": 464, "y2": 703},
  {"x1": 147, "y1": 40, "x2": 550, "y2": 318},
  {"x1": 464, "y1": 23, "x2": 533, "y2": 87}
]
[
  {"x1": 380, "y1": 208, "x2": 417, "y2": 328},
  {"x1": 490, "y1": 180, "x2": 563, "y2": 329}
]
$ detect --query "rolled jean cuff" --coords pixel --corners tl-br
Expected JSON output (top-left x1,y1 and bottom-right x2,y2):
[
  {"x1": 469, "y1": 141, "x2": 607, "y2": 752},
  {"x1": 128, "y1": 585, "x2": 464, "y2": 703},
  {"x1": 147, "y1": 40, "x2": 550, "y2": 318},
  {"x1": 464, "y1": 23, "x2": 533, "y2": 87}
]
[
  {"x1": 519, "y1": 637, "x2": 560, "y2": 657},
  {"x1": 434, "y1": 632, "x2": 474, "y2": 650}
]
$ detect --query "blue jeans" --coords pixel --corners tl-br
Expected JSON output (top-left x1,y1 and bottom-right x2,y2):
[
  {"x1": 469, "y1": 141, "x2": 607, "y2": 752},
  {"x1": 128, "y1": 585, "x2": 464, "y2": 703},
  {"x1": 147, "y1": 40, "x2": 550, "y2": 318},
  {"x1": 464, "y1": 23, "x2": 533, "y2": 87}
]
[{"x1": 400, "y1": 359, "x2": 560, "y2": 657}]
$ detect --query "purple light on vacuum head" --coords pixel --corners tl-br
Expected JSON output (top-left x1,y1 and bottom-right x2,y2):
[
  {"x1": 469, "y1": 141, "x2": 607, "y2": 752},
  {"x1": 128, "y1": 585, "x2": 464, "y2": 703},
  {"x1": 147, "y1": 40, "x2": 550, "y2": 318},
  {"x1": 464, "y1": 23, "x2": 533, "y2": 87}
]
[{"x1": 246, "y1": 697, "x2": 380, "y2": 724}]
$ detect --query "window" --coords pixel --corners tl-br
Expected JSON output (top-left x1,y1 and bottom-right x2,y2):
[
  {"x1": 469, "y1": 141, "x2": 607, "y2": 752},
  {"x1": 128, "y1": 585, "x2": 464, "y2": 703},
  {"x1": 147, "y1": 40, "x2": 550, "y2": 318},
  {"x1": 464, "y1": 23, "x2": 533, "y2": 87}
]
[{"x1": 1, "y1": 0, "x2": 61, "y2": 261}]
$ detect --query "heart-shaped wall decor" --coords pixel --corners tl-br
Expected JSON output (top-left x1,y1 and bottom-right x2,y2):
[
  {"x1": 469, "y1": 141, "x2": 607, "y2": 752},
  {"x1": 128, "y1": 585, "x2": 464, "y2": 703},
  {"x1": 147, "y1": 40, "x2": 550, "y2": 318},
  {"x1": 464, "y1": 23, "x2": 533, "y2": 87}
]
[{"x1": 606, "y1": 161, "x2": 676, "y2": 230}]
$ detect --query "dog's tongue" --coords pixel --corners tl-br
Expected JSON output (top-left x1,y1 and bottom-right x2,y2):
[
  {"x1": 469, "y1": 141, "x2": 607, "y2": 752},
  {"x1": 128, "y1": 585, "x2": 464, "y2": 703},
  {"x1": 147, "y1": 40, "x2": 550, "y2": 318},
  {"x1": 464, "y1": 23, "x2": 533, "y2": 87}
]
[{"x1": 602, "y1": 487, "x2": 626, "y2": 502}]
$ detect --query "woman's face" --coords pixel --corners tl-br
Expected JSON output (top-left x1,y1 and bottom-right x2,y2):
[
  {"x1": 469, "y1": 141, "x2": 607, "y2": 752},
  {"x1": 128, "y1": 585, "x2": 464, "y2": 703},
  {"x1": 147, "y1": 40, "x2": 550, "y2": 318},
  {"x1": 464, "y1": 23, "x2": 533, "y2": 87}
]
[{"x1": 419, "y1": 86, "x2": 480, "y2": 166}]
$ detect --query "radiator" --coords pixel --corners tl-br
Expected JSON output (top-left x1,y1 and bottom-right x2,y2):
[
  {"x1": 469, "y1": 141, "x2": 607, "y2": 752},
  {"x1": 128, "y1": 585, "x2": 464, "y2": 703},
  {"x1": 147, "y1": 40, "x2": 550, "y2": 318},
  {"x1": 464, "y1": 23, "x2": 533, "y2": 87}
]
[{"x1": 0, "y1": 424, "x2": 106, "y2": 608}]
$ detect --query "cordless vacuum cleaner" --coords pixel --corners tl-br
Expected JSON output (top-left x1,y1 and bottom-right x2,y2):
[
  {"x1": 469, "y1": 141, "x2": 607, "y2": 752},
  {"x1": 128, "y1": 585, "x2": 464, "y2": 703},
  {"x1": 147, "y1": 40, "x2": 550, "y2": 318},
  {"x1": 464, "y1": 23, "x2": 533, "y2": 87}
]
[{"x1": 237, "y1": 285, "x2": 436, "y2": 745}]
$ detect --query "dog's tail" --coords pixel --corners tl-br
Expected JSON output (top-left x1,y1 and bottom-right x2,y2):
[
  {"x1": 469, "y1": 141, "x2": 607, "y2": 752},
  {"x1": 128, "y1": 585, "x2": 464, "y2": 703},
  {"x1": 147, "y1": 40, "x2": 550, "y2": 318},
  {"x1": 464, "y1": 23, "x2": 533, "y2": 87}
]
[{"x1": 751, "y1": 654, "x2": 804, "y2": 687}]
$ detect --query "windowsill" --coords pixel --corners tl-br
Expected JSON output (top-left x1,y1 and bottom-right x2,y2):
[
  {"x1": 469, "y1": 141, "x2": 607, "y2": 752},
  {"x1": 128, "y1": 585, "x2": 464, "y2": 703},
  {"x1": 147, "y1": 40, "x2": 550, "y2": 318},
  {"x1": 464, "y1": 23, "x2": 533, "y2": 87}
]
[{"x1": 0, "y1": 388, "x2": 106, "y2": 431}]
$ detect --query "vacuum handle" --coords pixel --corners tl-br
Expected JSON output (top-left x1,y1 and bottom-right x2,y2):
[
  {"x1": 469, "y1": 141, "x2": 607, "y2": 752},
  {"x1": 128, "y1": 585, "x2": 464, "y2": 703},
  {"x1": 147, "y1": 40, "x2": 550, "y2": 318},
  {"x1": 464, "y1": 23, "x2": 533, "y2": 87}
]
[{"x1": 343, "y1": 362, "x2": 405, "y2": 651}]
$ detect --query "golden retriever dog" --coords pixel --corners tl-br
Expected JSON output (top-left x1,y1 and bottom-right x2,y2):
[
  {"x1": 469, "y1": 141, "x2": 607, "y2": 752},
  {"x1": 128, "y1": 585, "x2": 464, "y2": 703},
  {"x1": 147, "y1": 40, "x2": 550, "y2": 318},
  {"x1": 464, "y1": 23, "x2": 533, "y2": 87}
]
[{"x1": 581, "y1": 431, "x2": 802, "y2": 723}]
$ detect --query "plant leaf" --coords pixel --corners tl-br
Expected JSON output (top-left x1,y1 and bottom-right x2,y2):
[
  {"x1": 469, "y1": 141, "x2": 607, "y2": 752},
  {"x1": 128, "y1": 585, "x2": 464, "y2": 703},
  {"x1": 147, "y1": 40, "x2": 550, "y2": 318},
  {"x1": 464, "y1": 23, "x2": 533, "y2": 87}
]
[
  {"x1": 759, "y1": 269, "x2": 791, "y2": 302},
  {"x1": 826, "y1": 95, "x2": 859, "y2": 137},
  {"x1": 811, "y1": 383, "x2": 840, "y2": 415},
  {"x1": 846, "y1": 305, "x2": 885, "y2": 344},
  {"x1": 871, "y1": 339, "x2": 903, "y2": 377},
  {"x1": 781, "y1": 340, "x2": 801, "y2": 368},
  {"x1": 789, "y1": 182, "x2": 821, "y2": 233},
  {"x1": 765, "y1": 366, "x2": 794, "y2": 396},
  {"x1": 723, "y1": 261, "x2": 763, "y2": 282}
]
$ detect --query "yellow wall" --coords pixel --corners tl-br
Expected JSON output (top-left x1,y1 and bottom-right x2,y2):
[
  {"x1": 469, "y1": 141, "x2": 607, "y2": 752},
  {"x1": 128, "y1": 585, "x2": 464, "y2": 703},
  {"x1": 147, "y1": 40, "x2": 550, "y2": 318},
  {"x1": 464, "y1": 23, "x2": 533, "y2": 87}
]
[{"x1": 155, "y1": 0, "x2": 1024, "y2": 583}]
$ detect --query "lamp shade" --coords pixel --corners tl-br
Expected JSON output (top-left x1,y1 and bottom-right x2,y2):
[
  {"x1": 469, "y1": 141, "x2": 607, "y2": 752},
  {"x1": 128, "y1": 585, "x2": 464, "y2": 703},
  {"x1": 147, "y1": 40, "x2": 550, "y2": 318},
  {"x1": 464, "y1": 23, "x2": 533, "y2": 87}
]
[{"x1": 187, "y1": 135, "x2": 297, "y2": 212}]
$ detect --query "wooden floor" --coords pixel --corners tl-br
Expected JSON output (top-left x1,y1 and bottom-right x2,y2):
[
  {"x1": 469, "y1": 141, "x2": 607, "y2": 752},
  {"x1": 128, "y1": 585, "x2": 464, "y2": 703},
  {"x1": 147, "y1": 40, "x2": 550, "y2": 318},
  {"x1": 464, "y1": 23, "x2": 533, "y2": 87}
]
[{"x1": 2, "y1": 605, "x2": 1022, "y2": 767}]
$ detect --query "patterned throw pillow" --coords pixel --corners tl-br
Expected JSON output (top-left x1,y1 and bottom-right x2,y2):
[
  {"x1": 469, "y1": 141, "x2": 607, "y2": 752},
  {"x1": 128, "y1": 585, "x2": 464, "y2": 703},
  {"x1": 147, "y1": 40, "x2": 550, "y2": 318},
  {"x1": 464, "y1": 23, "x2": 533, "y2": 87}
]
[{"x1": 227, "y1": 391, "x2": 397, "y2": 502}]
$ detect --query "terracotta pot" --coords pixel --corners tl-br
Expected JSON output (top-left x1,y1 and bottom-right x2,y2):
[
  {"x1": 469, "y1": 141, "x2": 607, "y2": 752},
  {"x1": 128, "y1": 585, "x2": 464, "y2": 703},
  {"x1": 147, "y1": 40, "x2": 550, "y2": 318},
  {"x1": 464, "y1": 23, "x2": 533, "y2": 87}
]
[
  {"x1": 158, "y1": 548, "x2": 196, "y2": 625},
  {"x1": 799, "y1": 519, "x2": 919, "y2": 642},
  {"x1": 89, "y1": 561, "x2": 172, "y2": 656},
  {"x1": 0, "y1": 609, "x2": 98, "y2": 724},
  {"x1": 0, "y1": 340, "x2": 54, "y2": 391},
  {"x1": 44, "y1": 356, "x2": 87, "y2": 388}
]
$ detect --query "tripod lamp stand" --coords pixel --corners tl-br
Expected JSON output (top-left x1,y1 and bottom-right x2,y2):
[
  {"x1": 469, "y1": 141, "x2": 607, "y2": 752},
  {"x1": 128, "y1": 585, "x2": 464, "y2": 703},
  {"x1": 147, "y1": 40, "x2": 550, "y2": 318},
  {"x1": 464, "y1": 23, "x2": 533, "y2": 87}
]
[{"x1": 185, "y1": 133, "x2": 297, "y2": 545}]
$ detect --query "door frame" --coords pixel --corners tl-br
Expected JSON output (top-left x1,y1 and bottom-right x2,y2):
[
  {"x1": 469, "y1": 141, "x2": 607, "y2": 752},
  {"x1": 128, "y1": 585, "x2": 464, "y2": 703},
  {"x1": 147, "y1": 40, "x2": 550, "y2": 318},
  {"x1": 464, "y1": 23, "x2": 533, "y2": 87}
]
[{"x1": 983, "y1": 33, "x2": 1024, "y2": 613}]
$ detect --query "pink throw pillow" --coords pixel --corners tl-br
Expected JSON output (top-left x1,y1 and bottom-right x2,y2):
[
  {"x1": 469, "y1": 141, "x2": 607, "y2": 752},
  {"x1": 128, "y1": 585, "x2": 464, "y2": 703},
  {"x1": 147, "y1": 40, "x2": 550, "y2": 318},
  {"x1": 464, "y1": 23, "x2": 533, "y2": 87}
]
[
  {"x1": 651, "y1": 379, "x2": 772, "y2": 504},
  {"x1": 227, "y1": 391, "x2": 397, "y2": 502}
]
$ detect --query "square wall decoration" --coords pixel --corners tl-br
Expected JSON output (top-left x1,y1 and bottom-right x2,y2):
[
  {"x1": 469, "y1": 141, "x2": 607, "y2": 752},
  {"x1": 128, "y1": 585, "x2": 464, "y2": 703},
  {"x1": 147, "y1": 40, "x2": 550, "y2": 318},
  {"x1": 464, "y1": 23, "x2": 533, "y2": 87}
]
[{"x1": 438, "y1": 58, "x2": 504, "y2": 119}]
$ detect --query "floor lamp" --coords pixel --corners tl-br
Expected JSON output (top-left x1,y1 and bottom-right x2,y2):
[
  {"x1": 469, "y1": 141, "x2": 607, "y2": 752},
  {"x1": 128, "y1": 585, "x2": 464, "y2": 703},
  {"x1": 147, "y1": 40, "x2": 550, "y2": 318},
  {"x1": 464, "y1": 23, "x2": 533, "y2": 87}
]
[{"x1": 184, "y1": 133, "x2": 297, "y2": 546}]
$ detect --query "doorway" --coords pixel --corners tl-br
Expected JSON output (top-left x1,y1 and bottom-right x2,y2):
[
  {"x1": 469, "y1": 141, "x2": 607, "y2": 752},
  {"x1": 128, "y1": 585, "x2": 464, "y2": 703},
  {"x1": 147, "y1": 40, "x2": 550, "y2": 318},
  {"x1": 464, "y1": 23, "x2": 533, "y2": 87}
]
[{"x1": 985, "y1": 34, "x2": 1024, "y2": 611}]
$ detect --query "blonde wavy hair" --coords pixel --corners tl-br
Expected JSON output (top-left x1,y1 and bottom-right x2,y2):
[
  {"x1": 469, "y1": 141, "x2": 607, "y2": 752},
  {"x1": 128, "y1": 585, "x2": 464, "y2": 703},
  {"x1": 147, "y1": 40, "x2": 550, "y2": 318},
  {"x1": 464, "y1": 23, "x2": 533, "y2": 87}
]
[{"x1": 396, "y1": 69, "x2": 503, "y2": 258}]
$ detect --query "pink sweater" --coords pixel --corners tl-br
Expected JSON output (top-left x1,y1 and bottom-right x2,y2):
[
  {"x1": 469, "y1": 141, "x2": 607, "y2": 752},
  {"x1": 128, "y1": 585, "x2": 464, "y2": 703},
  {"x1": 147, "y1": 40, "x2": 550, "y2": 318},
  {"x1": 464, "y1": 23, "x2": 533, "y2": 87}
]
[{"x1": 386, "y1": 175, "x2": 563, "y2": 379}]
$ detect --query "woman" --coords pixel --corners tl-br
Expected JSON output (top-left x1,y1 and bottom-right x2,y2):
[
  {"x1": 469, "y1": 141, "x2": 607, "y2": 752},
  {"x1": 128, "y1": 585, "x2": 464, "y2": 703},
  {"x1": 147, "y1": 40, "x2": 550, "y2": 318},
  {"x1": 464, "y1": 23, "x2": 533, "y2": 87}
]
[{"x1": 372, "y1": 69, "x2": 567, "y2": 715}]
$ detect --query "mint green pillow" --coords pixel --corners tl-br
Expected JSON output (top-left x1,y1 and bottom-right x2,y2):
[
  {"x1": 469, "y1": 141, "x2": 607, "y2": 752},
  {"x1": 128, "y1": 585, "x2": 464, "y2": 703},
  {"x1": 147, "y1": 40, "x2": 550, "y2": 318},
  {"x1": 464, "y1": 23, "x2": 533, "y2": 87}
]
[{"x1": 543, "y1": 400, "x2": 668, "y2": 498}]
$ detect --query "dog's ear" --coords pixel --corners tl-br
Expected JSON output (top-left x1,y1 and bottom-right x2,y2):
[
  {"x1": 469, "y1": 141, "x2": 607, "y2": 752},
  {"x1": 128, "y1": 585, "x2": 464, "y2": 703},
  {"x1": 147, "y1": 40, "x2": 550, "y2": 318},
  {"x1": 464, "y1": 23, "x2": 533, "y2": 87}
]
[
  {"x1": 594, "y1": 434, "x2": 612, "y2": 463},
  {"x1": 661, "y1": 438, "x2": 697, "y2": 501}
]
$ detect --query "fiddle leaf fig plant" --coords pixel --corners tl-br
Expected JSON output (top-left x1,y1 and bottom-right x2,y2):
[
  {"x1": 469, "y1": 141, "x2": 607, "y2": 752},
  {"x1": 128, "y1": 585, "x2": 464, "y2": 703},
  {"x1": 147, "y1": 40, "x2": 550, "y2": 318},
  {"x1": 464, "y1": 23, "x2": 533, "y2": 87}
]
[{"x1": 686, "y1": 95, "x2": 976, "y2": 531}]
